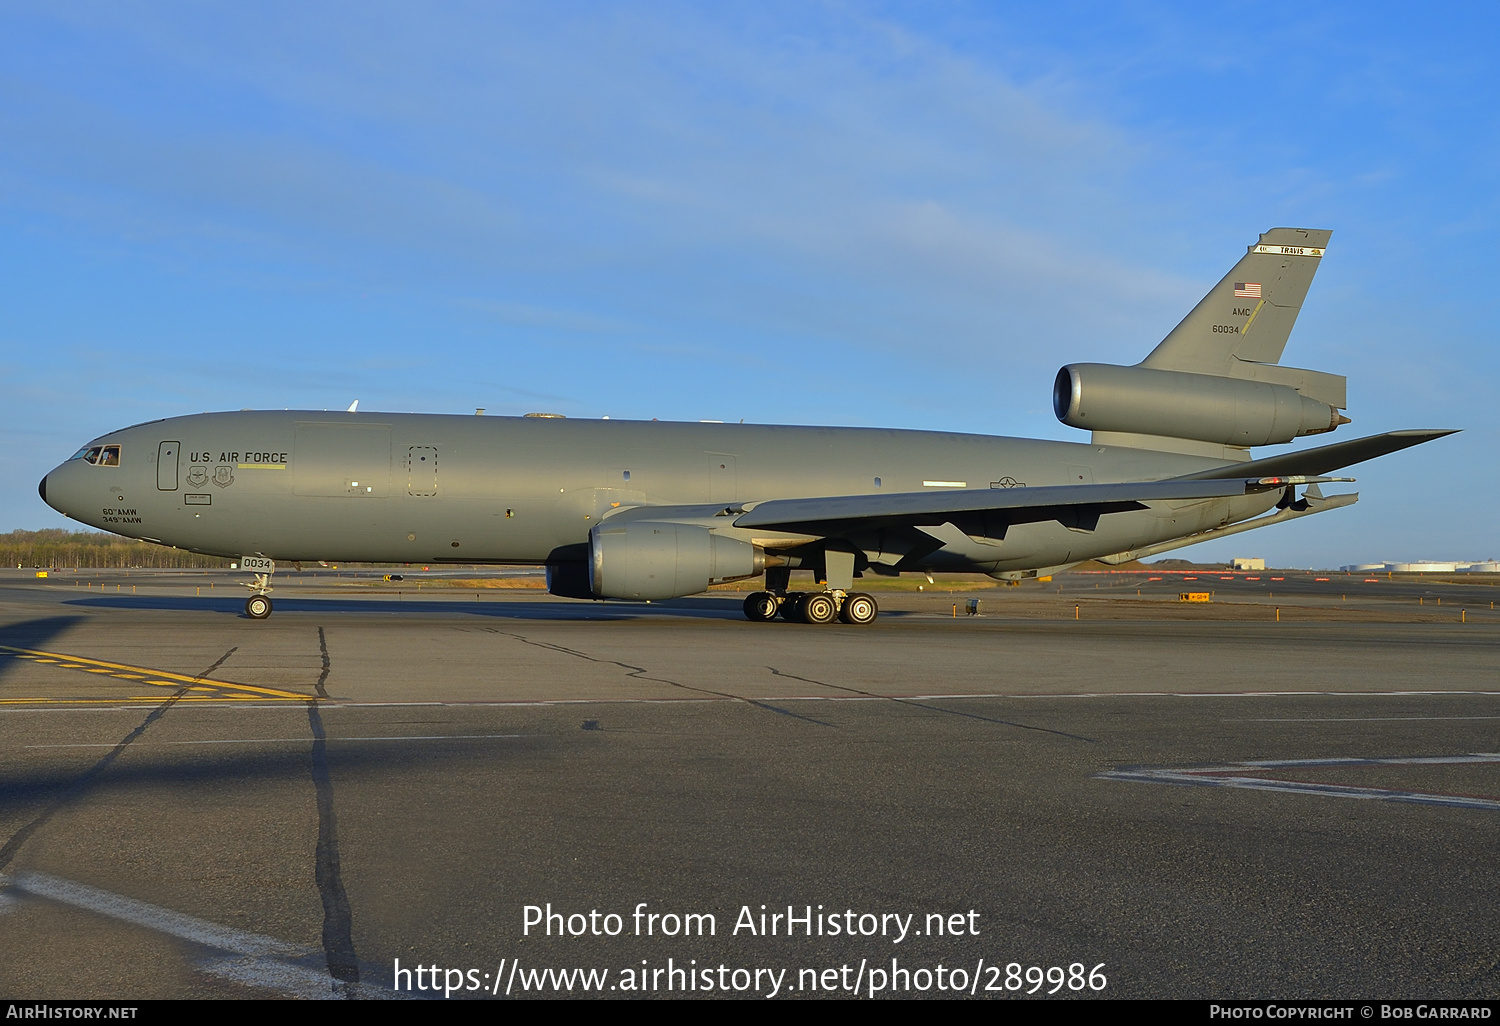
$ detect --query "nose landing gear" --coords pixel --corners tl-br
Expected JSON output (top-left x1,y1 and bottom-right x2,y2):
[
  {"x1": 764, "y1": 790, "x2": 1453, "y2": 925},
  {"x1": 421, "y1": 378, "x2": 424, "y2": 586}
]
[
  {"x1": 240, "y1": 557, "x2": 276, "y2": 619},
  {"x1": 245, "y1": 591, "x2": 273, "y2": 619}
]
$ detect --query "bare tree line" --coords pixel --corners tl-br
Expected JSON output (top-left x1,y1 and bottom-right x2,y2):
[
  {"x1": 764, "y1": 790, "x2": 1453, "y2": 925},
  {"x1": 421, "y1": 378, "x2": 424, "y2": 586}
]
[{"x1": 3, "y1": 529, "x2": 229, "y2": 569}]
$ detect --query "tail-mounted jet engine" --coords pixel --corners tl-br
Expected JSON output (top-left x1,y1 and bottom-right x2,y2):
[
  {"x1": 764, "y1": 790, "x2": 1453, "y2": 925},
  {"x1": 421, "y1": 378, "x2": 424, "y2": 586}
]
[
  {"x1": 588, "y1": 521, "x2": 764, "y2": 601},
  {"x1": 1053, "y1": 363, "x2": 1347, "y2": 447}
]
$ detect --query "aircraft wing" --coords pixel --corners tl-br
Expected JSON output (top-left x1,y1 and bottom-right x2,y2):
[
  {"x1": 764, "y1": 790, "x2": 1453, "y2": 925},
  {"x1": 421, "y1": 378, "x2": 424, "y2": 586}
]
[
  {"x1": 735, "y1": 477, "x2": 1292, "y2": 536},
  {"x1": 1170, "y1": 429, "x2": 1456, "y2": 481},
  {"x1": 730, "y1": 429, "x2": 1452, "y2": 538}
]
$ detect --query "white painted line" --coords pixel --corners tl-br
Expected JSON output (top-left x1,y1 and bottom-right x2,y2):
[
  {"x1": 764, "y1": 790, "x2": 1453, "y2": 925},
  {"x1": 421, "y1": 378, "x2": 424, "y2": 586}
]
[
  {"x1": 1, "y1": 870, "x2": 306, "y2": 957},
  {"x1": 197, "y1": 956, "x2": 367, "y2": 1000},
  {"x1": 4, "y1": 691, "x2": 1499, "y2": 714},
  {"x1": 1225, "y1": 754, "x2": 1500, "y2": 769},
  {"x1": 26, "y1": 734, "x2": 528, "y2": 749},
  {"x1": 1231, "y1": 717, "x2": 1500, "y2": 723},
  {"x1": 0, "y1": 871, "x2": 396, "y2": 999},
  {"x1": 1099, "y1": 754, "x2": 1500, "y2": 811}
]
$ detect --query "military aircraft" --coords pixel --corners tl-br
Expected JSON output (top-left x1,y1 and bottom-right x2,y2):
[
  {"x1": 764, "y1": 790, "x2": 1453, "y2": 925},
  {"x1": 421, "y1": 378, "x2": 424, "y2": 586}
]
[{"x1": 39, "y1": 228, "x2": 1452, "y2": 624}]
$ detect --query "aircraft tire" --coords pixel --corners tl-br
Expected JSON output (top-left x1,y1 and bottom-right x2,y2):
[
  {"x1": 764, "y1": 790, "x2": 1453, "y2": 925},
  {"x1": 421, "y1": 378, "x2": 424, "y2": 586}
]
[
  {"x1": 779, "y1": 594, "x2": 807, "y2": 622},
  {"x1": 245, "y1": 594, "x2": 273, "y2": 619},
  {"x1": 838, "y1": 592, "x2": 878, "y2": 625},
  {"x1": 803, "y1": 593, "x2": 838, "y2": 624},
  {"x1": 743, "y1": 592, "x2": 779, "y2": 622}
]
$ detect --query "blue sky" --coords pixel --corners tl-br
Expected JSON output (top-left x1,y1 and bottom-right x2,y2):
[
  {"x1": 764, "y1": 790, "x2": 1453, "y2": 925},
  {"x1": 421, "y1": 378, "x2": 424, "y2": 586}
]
[{"x1": 2, "y1": 3, "x2": 1495, "y2": 565}]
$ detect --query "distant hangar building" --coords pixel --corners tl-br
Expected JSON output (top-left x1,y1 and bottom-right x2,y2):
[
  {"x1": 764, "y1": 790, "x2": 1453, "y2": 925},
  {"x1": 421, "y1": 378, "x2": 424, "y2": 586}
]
[{"x1": 1339, "y1": 561, "x2": 1499, "y2": 573}]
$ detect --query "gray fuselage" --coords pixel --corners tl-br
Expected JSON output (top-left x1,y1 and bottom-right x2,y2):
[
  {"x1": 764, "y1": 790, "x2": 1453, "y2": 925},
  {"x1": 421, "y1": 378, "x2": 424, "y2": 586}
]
[{"x1": 40, "y1": 411, "x2": 1278, "y2": 574}]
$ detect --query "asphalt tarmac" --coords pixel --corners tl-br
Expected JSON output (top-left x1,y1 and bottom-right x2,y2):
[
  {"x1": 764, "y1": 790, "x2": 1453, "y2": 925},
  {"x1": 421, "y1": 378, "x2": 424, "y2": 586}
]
[{"x1": 1, "y1": 569, "x2": 1498, "y2": 1000}]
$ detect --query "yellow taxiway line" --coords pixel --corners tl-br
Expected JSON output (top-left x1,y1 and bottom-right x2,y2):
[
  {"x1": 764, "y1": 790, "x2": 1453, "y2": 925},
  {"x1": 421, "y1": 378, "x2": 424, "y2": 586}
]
[
  {"x1": 0, "y1": 645, "x2": 310, "y2": 700},
  {"x1": 0, "y1": 696, "x2": 295, "y2": 705}
]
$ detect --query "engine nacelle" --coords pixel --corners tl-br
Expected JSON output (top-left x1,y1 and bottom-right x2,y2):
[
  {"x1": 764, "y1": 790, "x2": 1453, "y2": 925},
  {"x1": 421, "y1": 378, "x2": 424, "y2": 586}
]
[
  {"x1": 1053, "y1": 363, "x2": 1344, "y2": 447},
  {"x1": 590, "y1": 521, "x2": 763, "y2": 600}
]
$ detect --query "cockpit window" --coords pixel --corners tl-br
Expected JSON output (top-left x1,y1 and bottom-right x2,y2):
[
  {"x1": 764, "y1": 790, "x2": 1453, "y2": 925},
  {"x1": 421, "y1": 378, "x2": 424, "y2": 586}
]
[{"x1": 70, "y1": 445, "x2": 120, "y2": 466}]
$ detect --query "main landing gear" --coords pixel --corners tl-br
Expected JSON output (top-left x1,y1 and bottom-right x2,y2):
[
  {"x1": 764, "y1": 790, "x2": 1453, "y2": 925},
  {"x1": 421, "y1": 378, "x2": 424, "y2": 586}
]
[{"x1": 742, "y1": 590, "x2": 879, "y2": 625}]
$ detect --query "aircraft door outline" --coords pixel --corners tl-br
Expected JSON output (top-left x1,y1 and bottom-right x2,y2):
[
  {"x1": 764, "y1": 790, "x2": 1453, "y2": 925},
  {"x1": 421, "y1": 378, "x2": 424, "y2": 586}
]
[
  {"x1": 408, "y1": 446, "x2": 438, "y2": 496},
  {"x1": 157, "y1": 441, "x2": 180, "y2": 490}
]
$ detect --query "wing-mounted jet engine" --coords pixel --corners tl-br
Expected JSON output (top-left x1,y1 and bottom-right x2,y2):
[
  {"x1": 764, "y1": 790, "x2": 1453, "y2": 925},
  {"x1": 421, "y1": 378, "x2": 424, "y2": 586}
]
[{"x1": 590, "y1": 521, "x2": 764, "y2": 600}]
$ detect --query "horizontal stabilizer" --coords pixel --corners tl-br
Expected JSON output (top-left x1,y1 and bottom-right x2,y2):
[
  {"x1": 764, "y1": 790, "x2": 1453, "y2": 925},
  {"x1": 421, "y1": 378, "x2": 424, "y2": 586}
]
[{"x1": 1171, "y1": 429, "x2": 1457, "y2": 482}]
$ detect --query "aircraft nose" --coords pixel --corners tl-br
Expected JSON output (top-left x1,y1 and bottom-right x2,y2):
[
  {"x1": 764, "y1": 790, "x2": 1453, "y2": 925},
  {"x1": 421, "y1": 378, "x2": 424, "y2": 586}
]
[
  {"x1": 38, "y1": 469, "x2": 67, "y2": 515},
  {"x1": 38, "y1": 463, "x2": 89, "y2": 522}
]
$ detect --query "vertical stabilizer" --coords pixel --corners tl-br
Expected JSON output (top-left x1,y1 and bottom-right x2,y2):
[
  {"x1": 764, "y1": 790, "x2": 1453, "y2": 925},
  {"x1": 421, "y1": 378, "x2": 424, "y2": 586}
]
[{"x1": 1141, "y1": 228, "x2": 1332, "y2": 374}]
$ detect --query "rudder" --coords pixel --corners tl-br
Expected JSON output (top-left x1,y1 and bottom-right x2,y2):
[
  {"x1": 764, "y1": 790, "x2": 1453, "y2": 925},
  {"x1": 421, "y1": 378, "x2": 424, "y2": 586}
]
[{"x1": 1141, "y1": 227, "x2": 1332, "y2": 374}]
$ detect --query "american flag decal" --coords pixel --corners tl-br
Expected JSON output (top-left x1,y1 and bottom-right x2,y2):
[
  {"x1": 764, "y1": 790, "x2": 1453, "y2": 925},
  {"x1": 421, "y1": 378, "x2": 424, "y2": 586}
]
[{"x1": 1234, "y1": 282, "x2": 1262, "y2": 298}]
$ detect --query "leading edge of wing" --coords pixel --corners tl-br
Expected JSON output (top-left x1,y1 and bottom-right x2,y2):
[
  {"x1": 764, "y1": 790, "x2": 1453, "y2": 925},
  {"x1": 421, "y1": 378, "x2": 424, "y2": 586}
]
[
  {"x1": 1169, "y1": 429, "x2": 1458, "y2": 482},
  {"x1": 734, "y1": 478, "x2": 1260, "y2": 534}
]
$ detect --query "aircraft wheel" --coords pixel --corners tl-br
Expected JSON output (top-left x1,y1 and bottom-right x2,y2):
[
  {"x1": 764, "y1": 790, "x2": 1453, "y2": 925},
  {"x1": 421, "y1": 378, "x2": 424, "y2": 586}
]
[
  {"x1": 743, "y1": 592, "x2": 779, "y2": 622},
  {"x1": 838, "y1": 592, "x2": 878, "y2": 625},
  {"x1": 803, "y1": 592, "x2": 838, "y2": 624},
  {"x1": 779, "y1": 594, "x2": 806, "y2": 622},
  {"x1": 245, "y1": 594, "x2": 273, "y2": 619}
]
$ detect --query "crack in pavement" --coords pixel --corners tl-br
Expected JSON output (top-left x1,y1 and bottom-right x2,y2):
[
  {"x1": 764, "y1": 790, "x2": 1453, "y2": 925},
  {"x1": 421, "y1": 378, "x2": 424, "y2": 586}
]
[
  {"x1": 764, "y1": 666, "x2": 1099, "y2": 743},
  {"x1": 488, "y1": 630, "x2": 836, "y2": 727},
  {"x1": 316, "y1": 626, "x2": 332, "y2": 700},
  {"x1": 309, "y1": 626, "x2": 359, "y2": 994}
]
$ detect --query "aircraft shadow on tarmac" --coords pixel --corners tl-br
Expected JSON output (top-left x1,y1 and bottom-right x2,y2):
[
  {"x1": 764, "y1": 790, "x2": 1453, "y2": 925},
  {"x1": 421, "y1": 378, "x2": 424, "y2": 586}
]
[
  {"x1": 0, "y1": 616, "x2": 87, "y2": 655},
  {"x1": 59, "y1": 594, "x2": 916, "y2": 622},
  {"x1": 0, "y1": 733, "x2": 556, "y2": 842}
]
